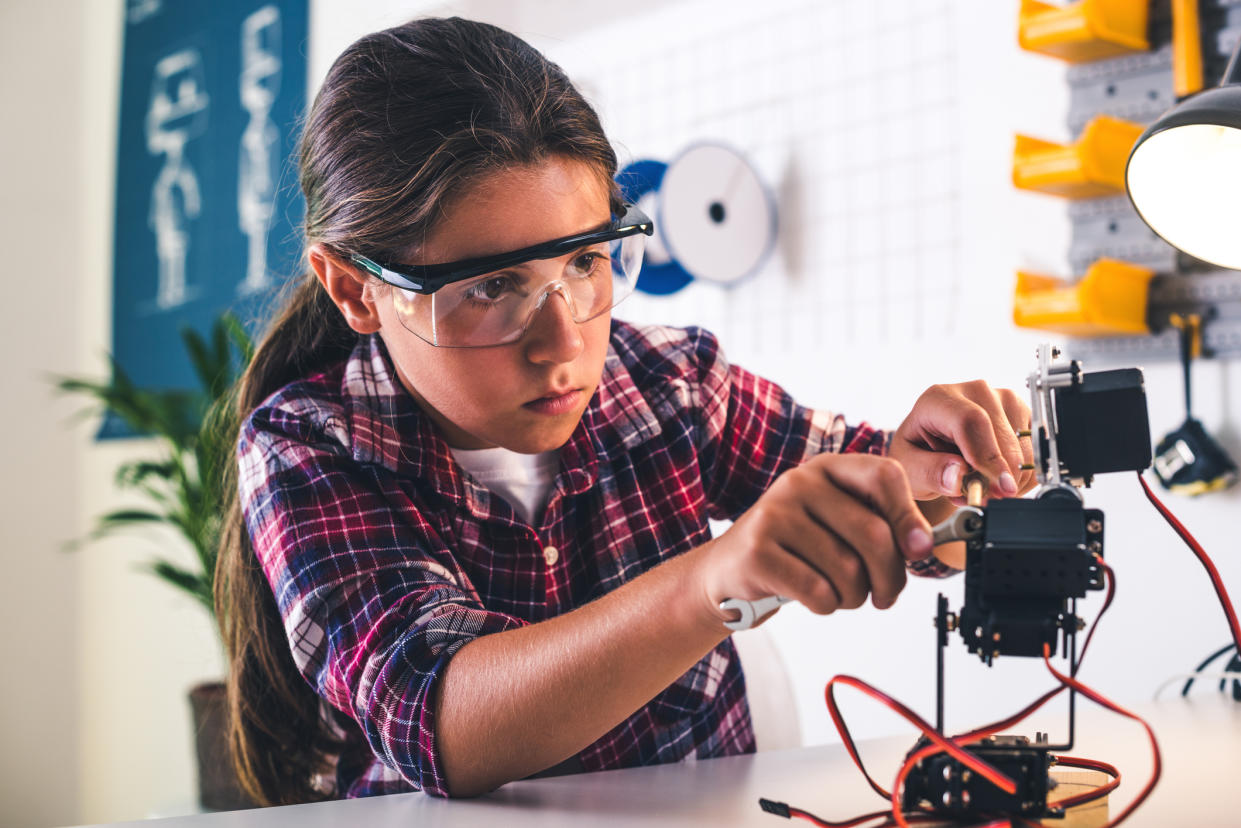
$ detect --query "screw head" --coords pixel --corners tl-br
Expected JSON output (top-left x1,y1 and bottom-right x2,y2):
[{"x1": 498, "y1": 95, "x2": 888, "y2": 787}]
[{"x1": 1087, "y1": 519, "x2": 1103, "y2": 534}]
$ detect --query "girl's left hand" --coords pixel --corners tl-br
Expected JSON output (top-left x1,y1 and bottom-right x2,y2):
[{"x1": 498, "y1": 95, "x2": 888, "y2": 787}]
[{"x1": 887, "y1": 381, "x2": 1037, "y2": 502}]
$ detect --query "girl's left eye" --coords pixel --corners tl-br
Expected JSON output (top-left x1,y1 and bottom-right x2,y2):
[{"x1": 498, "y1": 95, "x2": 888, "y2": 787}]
[
  {"x1": 466, "y1": 275, "x2": 515, "y2": 302},
  {"x1": 568, "y1": 252, "x2": 605, "y2": 276}
]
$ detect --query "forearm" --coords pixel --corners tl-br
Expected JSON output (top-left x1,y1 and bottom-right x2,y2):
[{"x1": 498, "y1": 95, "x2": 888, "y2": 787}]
[{"x1": 434, "y1": 543, "x2": 729, "y2": 796}]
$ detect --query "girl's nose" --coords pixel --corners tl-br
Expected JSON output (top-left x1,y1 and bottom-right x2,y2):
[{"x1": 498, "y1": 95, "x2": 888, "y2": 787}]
[{"x1": 523, "y1": 285, "x2": 583, "y2": 365}]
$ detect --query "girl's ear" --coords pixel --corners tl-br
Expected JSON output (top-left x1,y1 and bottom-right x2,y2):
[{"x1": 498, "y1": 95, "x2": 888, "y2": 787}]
[{"x1": 308, "y1": 244, "x2": 383, "y2": 334}]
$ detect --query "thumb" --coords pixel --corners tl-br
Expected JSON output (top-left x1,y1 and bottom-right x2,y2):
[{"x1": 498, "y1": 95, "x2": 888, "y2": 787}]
[{"x1": 899, "y1": 445, "x2": 968, "y2": 500}]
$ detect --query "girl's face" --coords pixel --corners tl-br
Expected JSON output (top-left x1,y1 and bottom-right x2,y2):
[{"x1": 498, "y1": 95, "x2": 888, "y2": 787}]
[{"x1": 375, "y1": 157, "x2": 615, "y2": 453}]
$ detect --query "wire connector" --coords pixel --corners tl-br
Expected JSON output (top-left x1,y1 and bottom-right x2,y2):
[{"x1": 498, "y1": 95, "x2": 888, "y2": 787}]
[{"x1": 758, "y1": 798, "x2": 791, "y2": 818}]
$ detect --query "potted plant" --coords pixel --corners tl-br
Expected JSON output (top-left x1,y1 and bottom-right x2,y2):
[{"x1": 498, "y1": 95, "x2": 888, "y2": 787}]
[{"x1": 58, "y1": 312, "x2": 255, "y2": 811}]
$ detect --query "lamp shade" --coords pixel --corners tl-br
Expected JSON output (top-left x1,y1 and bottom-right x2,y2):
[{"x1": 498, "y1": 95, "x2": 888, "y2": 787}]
[{"x1": 1125, "y1": 83, "x2": 1241, "y2": 270}]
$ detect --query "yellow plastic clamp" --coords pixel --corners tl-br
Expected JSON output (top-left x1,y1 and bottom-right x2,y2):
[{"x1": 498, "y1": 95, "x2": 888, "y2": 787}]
[
  {"x1": 1172, "y1": 0, "x2": 1205, "y2": 98},
  {"x1": 1013, "y1": 258, "x2": 1154, "y2": 336},
  {"x1": 1018, "y1": 0, "x2": 1149, "y2": 63},
  {"x1": 1013, "y1": 116, "x2": 1145, "y2": 199}
]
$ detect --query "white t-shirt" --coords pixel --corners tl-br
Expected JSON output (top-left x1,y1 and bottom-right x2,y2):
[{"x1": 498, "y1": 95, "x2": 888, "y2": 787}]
[{"x1": 449, "y1": 445, "x2": 560, "y2": 526}]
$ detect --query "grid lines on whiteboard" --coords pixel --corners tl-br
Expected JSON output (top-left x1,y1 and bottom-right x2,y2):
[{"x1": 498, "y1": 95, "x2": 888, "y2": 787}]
[{"x1": 546, "y1": 0, "x2": 962, "y2": 366}]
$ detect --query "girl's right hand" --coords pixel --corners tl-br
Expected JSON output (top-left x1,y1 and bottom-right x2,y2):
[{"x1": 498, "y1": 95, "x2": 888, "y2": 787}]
[{"x1": 693, "y1": 453, "x2": 935, "y2": 627}]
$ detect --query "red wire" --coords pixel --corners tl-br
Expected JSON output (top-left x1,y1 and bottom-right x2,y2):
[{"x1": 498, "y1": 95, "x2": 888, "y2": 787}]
[
  {"x1": 781, "y1": 478, "x2": 1225, "y2": 828},
  {"x1": 949, "y1": 559, "x2": 1115, "y2": 747},
  {"x1": 1048, "y1": 756, "x2": 1121, "y2": 808},
  {"x1": 825, "y1": 676, "x2": 1018, "y2": 796},
  {"x1": 808, "y1": 563, "x2": 1128, "y2": 828},
  {"x1": 786, "y1": 806, "x2": 915, "y2": 828},
  {"x1": 836, "y1": 564, "x2": 1120, "y2": 828},
  {"x1": 1041, "y1": 644, "x2": 1161, "y2": 827},
  {"x1": 1138, "y1": 472, "x2": 1241, "y2": 655}
]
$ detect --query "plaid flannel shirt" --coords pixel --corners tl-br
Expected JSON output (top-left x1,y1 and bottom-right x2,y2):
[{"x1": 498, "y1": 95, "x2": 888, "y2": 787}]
[{"x1": 238, "y1": 320, "x2": 947, "y2": 798}]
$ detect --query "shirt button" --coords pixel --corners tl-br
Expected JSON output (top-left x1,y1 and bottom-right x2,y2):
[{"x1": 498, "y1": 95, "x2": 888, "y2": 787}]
[{"x1": 542, "y1": 545, "x2": 559, "y2": 566}]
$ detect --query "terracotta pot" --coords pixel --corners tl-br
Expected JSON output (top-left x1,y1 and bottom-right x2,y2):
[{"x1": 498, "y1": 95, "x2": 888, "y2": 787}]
[{"x1": 188, "y1": 681, "x2": 258, "y2": 811}]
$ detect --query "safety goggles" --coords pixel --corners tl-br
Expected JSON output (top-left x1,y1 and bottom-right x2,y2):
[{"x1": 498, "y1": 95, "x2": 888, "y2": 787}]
[{"x1": 350, "y1": 204, "x2": 654, "y2": 348}]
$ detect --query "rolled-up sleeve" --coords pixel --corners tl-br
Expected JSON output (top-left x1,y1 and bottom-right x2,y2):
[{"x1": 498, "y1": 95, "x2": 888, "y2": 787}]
[
  {"x1": 678, "y1": 327, "x2": 953, "y2": 578},
  {"x1": 238, "y1": 404, "x2": 525, "y2": 796},
  {"x1": 682, "y1": 326, "x2": 886, "y2": 521}
]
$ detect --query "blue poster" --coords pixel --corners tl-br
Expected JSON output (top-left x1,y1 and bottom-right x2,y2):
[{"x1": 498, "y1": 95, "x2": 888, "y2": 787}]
[{"x1": 107, "y1": 0, "x2": 308, "y2": 438}]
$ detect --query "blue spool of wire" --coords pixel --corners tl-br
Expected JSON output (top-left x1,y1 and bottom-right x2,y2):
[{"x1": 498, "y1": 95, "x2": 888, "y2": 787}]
[{"x1": 616, "y1": 159, "x2": 695, "y2": 296}]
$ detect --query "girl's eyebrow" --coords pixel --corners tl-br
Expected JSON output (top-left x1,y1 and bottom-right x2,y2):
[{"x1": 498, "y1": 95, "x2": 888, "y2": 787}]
[
  {"x1": 500, "y1": 239, "x2": 610, "y2": 273},
  {"x1": 453, "y1": 215, "x2": 614, "y2": 263}
]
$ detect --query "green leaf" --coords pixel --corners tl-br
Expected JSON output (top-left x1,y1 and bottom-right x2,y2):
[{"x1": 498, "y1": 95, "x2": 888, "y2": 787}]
[
  {"x1": 55, "y1": 309, "x2": 256, "y2": 631},
  {"x1": 97, "y1": 508, "x2": 168, "y2": 526},
  {"x1": 222, "y1": 311, "x2": 255, "y2": 365},
  {"x1": 141, "y1": 559, "x2": 212, "y2": 613},
  {"x1": 115, "y1": 459, "x2": 180, "y2": 489}
]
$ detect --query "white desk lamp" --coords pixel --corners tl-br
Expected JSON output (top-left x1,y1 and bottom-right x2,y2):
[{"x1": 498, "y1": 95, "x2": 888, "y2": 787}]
[{"x1": 1126, "y1": 38, "x2": 1241, "y2": 268}]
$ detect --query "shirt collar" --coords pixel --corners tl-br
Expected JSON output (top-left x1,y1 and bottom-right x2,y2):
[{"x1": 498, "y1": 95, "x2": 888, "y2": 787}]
[{"x1": 341, "y1": 325, "x2": 663, "y2": 514}]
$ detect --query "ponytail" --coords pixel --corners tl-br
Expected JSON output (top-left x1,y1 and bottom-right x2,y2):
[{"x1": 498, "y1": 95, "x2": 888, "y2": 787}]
[{"x1": 214, "y1": 274, "x2": 366, "y2": 806}]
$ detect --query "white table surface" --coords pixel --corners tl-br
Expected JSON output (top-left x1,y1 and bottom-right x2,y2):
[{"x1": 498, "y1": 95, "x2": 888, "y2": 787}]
[{"x1": 76, "y1": 695, "x2": 1241, "y2": 828}]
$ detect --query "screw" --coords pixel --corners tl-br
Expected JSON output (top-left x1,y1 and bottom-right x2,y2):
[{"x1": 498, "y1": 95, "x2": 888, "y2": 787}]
[
  {"x1": 945, "y1": 612, "x2": 958, "y2": 632},
  {"x1": 1019, "y1": 463, "x2": 1036, "y2": 471},
  {"x1": 1077, "y1": 617, "x2": 1087, "y2": 631},
  {"x1": 1017, "y1": 429, "x2": 1032, "y2": 438},
  {"x1": 1052, "y1": 346, "x2": 1062, "y2": 358},
  {"x1": 942, "y1": 792, "x2": 952, "y2": 807},
  {"x1": 1087, "y1": 519, "x2": 1103, "y2": 534},
  {"x1": 943, "y1": 764, "x2": 953, "y2": 781},
  {"x1": 961, "y1": 770, "x2": 972, "y2": 783},
  {"x1": 975, "y1": 626, "x2": 984, "y2": 640},
  {"x1": 1089, "y1": 540, "x2": 1103, "y2": 554},
  {"x1": 992, "y1": 649, "x2": 1001, "y2": 659}
]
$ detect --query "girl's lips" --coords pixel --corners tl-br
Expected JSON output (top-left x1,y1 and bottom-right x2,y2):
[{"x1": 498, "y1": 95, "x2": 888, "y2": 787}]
[{"x1": 523, "y1": 389, "x2": 581, "y2": 416}]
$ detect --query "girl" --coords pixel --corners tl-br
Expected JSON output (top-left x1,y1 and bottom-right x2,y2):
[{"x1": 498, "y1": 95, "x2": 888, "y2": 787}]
[{"x1": 216, "y1": 16, "x2": 1033, "y2": 806}]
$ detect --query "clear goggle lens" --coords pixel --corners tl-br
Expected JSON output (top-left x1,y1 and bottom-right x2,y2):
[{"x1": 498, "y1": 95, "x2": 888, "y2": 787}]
[{"x1": 392, "y1": 232, "x2": 644, "y2": 347}]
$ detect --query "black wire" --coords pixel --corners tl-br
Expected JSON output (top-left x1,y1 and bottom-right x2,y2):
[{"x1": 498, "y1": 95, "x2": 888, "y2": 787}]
[
  {"x1": 1180, "y1": 321, "x2": 1193, "y2": 419},
  {"x1": 1218, "y1": 651, "x2": 1241, "y2": 698},
  {"x1": 1182, "y1": 642, "x2": 1237, "y2": 696}
]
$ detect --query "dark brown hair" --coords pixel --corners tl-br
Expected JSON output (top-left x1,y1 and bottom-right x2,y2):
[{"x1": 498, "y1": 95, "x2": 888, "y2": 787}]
[{"x1": 214, "y1": 17, "x2": 619, "y2": 806}]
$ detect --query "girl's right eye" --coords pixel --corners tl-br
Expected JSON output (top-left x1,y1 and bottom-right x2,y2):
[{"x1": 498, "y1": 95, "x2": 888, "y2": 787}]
[{"x1": 463, "y1": 275, "x2": 515, "y2": 303}]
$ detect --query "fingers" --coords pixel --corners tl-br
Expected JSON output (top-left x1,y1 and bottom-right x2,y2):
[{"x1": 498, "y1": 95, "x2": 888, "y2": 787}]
[
  {"x1": 782, "y1": 455, "x2": 924, "y2": 610},
  {"x1": 739, "y1": 536, "x2": 844, "y2": 616},
  {"x1": 780, "y1": 497, "x2": 902, "y2": 610},
  {"x1": 998, "y1": 388, "x2": 1038, "y2": 495},
  {"x1": 960, "y1": 381, "x2": 1024, "y2": 495},
  {"x1": 895, "y1": 443, "x2": 970, "y2": 504},
  {"x1": 814, "y1": 454, "x2": 933, "y2": 561},
  {"x1": 892, "y1": 382, "x2": 1030, "y2": 500},
  {"x1": 709, "y1": 455, "x2": 929, "y2": 621}
]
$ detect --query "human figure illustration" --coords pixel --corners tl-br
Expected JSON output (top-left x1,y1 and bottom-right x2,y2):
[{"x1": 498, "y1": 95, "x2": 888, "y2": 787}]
[
  {"x1": 146, "y1": 48, "x2": 209, "y2": 310},
  {"x1": 238, "y1": 5, "x2": 282, "y2": 295}
]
